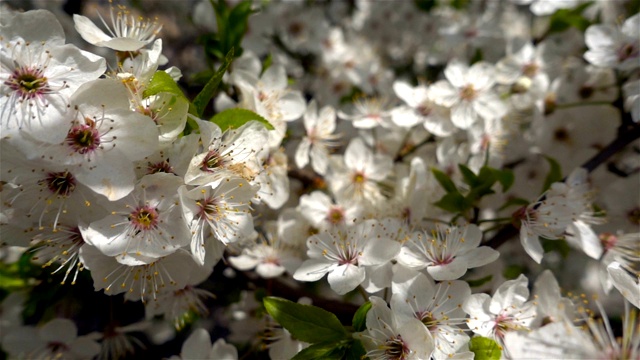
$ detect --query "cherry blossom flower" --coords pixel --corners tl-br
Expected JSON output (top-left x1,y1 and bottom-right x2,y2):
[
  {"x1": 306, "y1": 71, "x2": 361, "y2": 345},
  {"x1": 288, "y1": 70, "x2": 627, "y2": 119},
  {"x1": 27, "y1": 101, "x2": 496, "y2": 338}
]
[
  {"x1": 82, "y1": 173, "x2": 189, "y2": 265},
  {"x1": 169, "y1": 328, "x2": 238, "y2": 360},
  {"x1": 179, "y1": 177, "x2": 258, "y2": 265},
  {"x1": 355, "y1": 296, "x2": 435, "y2": 360},
  {"x1": 293, "y1": 220, "x2": 401, "y2": 295},
  {"x1": 584, "y1": 13, "x2": 640, "y2": 71},
  {"x1": 397, "y1": 224, "x2": 499, "y2": 281},
  {"x1": 295, "y1": 100, "x2": 340, "y2": 175},
  {"x1": 391, "y1": 267, "x2": 473, "y2": 359},
  {"x1": 430, "y1": 60, "x2": 507, "y2": 129},
  {"x1": 463, "y1": 274, "x2": 537, "y2": 349},
  {"x1": 73, "y1": 3, "x2": 162, "y2": 51},
  {"x1": 1, "y1": 10, "x2": 105, "y2": 143}
]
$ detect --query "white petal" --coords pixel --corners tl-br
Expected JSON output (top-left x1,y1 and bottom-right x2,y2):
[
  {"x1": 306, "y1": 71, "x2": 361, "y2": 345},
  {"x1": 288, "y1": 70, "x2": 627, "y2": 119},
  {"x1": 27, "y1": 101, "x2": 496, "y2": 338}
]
[{"x1": 327, "y1": 264, "x2": 365, "y2": 295}]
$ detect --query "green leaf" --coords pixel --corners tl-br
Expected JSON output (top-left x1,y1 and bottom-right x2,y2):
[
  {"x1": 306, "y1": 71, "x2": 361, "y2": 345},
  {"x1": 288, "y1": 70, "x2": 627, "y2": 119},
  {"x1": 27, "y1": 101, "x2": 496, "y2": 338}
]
[
  {"x1": 503, "y1": 265, "x2": 526, "y2": 280},
  {"x1": 142, "y1": 71, "x2": 185, "y2": 99},
  {"x1": 467, "y1": 275, "x2": 493, "y2": 288},
  {"x1": 548, "y1": 2, "x2": 594, "y2": 34},
  {"x1": 345, "y1": 339, "x2": 368, "y2": 360},
  {"x1": 458, "y1": 164, "x2": 480, "y2": 187},
  {"x1": 434, "y1": 192, "x2": 471, "y2": 213},
  {"x1": 263, "y1": 297, "x2": 349, "y2": 344},
  {"x1": 193, "y1": 48, "x2": 234, "y2": 117},
  {"x1": 291, "y1": 340, "x2": 348, "y2": 360},
  {"x1": 431, "y1": 168, "x2": 458, "y2": 193},
  {"x1": 352, "y1": 301, "x2": 371, "y2": 332},
  {"x1": 490, "y1": 168, "x2": 514, "y2": 192},
  {"x1": 542, "y1": 156, "x2": 563, "y2": 192},
  {"x1": 469, "y1": 336, "x2": 502, "y2": 360},
  {"x1": 210, "y1": 108, "x2": 274, "y2": 132},
  {"x1": 541, "y1": 238, "x2": 571, "y2": 258}
]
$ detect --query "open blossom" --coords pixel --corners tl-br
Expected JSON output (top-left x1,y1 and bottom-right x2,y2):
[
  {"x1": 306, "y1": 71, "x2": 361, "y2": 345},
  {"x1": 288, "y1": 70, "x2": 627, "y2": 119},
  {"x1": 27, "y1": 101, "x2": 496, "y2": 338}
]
[
  {"x1": 179, "y1": 178, "x2": 258, "y2": 265},
  {"x1": 327, "y1": 137, "x2": 393, "y2": 205},
  {"x1": 355, "y1": 296, "x2": 435, "y2": 360},
  {"x1": 430, "y1": 60, "x2": 507, "y2": 129},
  {"x1": 1, "y1": 10, "x2": 105, "y2": 143},
  {"x1": 463, "y1": 274, "x2": 537, "y2": 347},
  {"x1": 293, "y1": 220, "x2": 401, "y2": 295},
  {"x1": 295, "y1": 100, "x2": 339, "y2": 175},
  {"x1": 584, "y1": 13, "x2": 640, "y2": 71},
  {"x1": 73, "y1": 3, "x2": 162, "y2": 51},
  {"x1": 82, "y1": 173, "x2": 189, "y2": 265},
  {"x1": 391, "y1": 267, "x2": 473, "y2": 359},
  {"x1": 515, "y1": 168, "x2": 600, "y2": 263},
  {"x1": 397, "y1": 224, "x2": 499, "y2": 281}
]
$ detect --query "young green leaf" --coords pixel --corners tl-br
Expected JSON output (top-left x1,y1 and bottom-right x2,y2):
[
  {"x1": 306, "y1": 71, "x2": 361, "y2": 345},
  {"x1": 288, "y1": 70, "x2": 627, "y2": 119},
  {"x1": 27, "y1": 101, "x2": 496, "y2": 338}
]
[
  {"x1": 431, "y1": 168, "x2": 458, "y2": 193},
  {"x1": 192, "y1": 48, "x2": 234, "y2": 117},
  {"x1": 352, "y1": 301, "x2": 371, "y2": 332},
  {"x1": 490, "y1": 168, "x2": 514, "y2": 192},
  {"x1": 548, "y1": 1, "x2": 594, "y2": 34},
  {"x1": 434, "y1": 192, "x2": 471, "y2": 213},
  {"x1": 291, "y1": 340, "x2": 349, "y2": 360},
  {"x1": 466, "y1": 275, "x2": 493, "y2": 288},
  {"x1": 142, "y1": 71, "x2": 186, "y2": 99},
  {"x1": 542, "y1": 156, "x2": 563, "y2": 192},
  {"x1": 345, "y1": 339, "x2": 367, "y2": 360},
  {"x1": 458, "y1": 164, "x2": 480, "y2": 187},
  {"x1": 263, "y1": 297, "x2": 349, "y2": 344},
  {"x1": 210, "y1": 108, "x2": 274, "y2": 132},
  {"x1": 469, "y1": 336, "x2": 502, "y2": 360}
]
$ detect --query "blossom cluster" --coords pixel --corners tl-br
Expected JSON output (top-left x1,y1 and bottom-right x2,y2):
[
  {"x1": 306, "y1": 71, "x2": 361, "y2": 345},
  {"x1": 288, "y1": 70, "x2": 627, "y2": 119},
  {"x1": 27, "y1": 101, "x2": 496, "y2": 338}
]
[{"x1": 0, "y1": 1, "x2": 639, "y2": 359}]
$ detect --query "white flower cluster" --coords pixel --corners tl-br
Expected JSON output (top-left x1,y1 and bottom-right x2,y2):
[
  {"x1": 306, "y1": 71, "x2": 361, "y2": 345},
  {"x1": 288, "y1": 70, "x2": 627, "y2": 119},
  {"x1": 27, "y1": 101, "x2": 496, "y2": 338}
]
[{"x1": 1, "y1": 1, "x2": 639, "y2": 359}]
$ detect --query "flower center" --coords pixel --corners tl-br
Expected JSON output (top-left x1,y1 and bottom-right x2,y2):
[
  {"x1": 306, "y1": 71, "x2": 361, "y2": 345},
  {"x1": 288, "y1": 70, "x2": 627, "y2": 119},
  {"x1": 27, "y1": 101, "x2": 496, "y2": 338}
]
[
  {"x1": 129, "y1": 206, "x2": 159, "y2": 231},
  {"x1": 383, "y1": 335, "x2": 411, "y2": 360},
  {"x1": 5, "y1": 66, "x2": 49, "y2": 100},
  {"x1": 146, "y1": 160, "x2": 175, "y2": 174},
  {"x1": 327, "y1": 207, "x2": 345, "y2": 224},
  {"x1": 196, "y1": 197, "x2": 219, "y2": 219},
  {"x1": 460, "y1": 85, "x2": 477, "y2": 101},
  {"x1": 352, "y1": 172, "x2": 366, "y2": 184},
  {"x1": 617, "y1": 43, "x2": 639, "y2": 62},
  {"x1": 200, "y1": 150, "x2": 225, "y2": 172},
  {"x1": 66, "y1": 118, "x2": 101, "y2": 154},
  {"x1": 42, "y1": 171, "x2": 76, "y2": 197},
  {"x1": 522, "y1": 62, "x2": 539, "y2": 78}
]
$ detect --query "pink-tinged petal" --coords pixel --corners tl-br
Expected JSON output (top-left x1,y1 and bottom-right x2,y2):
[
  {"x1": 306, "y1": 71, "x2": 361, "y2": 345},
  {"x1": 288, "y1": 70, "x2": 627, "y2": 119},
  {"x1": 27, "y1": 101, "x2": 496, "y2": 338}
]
[
  {"x1": 398, "y1": 318, "x2": 435, "y2": 359},
  {"x1": 520, "y1": 226, "x2": 544, "y2": 264},
  {"x1": 490, "y1": 274, "x2": 530, "y2": 313},
  {"x1": 228, "y1": 254, "x2": 260, "y2": 271},
  {"x1": 607, "y1": 262, "x2": 640, "y2": 308},
  {"x1": 360, "y1": 237, "x2": 400, "y2": 266},
  {"x1": 75, "y1": 150, "x2": 135, "y2": 201},
  {"x1": 279, "y1": 91, "x2": 307, "y2": 121},
  {"x1": 458, "y1": 246, "x2": 500, "y2": 268},
  {"x1": 256, "y1": 263, "x2": 287, "y2": 279},
  {"x1": 327, "y1": 264, "x2": 365, "y2": 295},
  {"x1": 73, "y1": 14, "x2": 112, "y2": 44},
  {"x1": 293, "y1": 259, "x2": 333, "y2": 282},
  {"x1": 444, "y1": 60, "x2": 469, "y2": 88},
  {"x1": 585, "y1": 25, "x2": 618, "y2": 50},
  {"x1": 451, "y1": 101, "x2": 478, "y2": 129},
  {"x1": 295, "y1": 138, "x2": 311, "y2": 169},
  {"x1": 622, "y1": 13, "x2": 640, "y2": 39},
  {"x1": 261, "y1": 65, "x2": 288, "y2": 91},
  {"x1": 467, "y1": 62, "x2": 495, "y2": 90},
  {"x1": 427, "y1": 261, "x2": 467, "y2": 281},
  {"x1": 430, "y1": 81, "x2": 459, "y2": 107}
]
